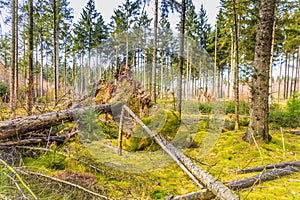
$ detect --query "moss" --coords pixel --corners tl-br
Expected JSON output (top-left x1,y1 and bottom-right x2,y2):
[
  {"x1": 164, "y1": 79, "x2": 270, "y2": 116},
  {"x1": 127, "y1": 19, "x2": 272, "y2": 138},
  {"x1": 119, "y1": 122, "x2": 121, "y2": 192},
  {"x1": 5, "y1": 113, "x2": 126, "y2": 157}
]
[{"x1": 123, "y1": 109, "x2": 180, "y2": 151}]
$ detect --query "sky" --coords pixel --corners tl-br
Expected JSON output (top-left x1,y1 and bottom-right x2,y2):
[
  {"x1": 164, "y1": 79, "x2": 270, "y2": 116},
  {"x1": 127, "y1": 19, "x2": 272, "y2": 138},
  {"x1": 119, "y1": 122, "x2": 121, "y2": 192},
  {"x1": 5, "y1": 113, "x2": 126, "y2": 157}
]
[{"x1": 69, "y1": 0, "x2": 220, "y2": 26}]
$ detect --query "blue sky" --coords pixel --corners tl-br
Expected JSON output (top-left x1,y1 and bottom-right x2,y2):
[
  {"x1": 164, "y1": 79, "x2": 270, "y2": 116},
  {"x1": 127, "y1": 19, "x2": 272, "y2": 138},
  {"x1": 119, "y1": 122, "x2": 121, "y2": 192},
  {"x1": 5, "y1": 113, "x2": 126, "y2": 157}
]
[{"x1": 69, "y1": 0, "x2": 220, "y2": 26}]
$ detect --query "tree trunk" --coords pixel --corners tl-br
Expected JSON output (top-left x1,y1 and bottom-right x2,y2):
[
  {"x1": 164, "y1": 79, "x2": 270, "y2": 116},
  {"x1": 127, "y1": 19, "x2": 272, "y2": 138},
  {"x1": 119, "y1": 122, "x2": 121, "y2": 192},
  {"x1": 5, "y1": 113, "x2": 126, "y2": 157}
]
[
  {"x1": 232, "y1": 0, "x2": 239, "y2": 130},
  {"x1": 0, "y1": 104, "x2": 112, "y2": 140},
  {"x1": 10, "y1": 0, "x2": 16, "y2": 114},
  {"x1": 53, "y1": 0, "x2": 59, "y2": 103},
  {"x1": 177, "y1": 0, "x2": 185, "y2": 115},
  {"x1": 14, "y1": 0, "x2": 18, "y2": 107},
  {"x1": 151, "y1": 0, "x2": 158, "y2": 103},
  {"x1": 27, "y1": 0, "x2": 34, "y2": 115},
  {"x1": 244, "y1": 0, "x2": 275, "y2": 143},
  {"x1": 269, "y1": 16, "x2": 276, "y2": 104}
]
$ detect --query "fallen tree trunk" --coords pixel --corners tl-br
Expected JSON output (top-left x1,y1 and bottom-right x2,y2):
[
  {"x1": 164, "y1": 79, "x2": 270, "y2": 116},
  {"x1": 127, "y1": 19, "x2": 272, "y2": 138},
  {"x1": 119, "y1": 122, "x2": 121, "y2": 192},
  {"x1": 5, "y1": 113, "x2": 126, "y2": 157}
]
[
  {"x1": 0, "y1": 131, "x2": 78, "y2": 148},
  {"x1": 0, "y1": 104, "x2": 112, "y2": 140},
  {"x1": 227, "y1": 166, "x2": 299, "y2": 190},
  {"x1": 236, "y1": 161, "x2": 300, "y2": 174},
  {"x1": 166, "y1": 189, "x2": 214, "y2": 200},
  {"x1": 123, "y1": 105, "x2": 239, "y2": 200}
]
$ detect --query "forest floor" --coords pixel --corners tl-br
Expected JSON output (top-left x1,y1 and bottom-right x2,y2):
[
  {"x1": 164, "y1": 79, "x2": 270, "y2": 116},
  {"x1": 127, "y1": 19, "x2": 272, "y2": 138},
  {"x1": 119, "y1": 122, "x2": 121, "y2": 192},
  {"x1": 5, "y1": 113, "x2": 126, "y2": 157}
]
[{"x1": 0, "y1": 100, "x2": 300, "y2": 199}]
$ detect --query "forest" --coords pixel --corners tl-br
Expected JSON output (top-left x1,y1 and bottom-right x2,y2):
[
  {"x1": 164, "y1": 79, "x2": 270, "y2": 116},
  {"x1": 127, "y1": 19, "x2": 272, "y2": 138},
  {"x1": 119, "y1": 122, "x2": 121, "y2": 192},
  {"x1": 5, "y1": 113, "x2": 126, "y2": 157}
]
[{"x1": 0, "y1": 0, "x2": 300, "y2": 199}]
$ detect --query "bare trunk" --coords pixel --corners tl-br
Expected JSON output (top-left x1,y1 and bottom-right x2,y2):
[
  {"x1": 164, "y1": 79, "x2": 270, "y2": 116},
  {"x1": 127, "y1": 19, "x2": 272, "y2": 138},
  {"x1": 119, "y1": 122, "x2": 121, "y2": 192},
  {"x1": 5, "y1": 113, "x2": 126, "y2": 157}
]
[
  {"x1": 151, "y1": 0, "x2": 158, "y2": 103},
  {"x1": 27, "y1": 0, "x2": 34, "y2": 115},
  {"x1": 244, "y1": 0, "x2": 275, "y2": 143}
]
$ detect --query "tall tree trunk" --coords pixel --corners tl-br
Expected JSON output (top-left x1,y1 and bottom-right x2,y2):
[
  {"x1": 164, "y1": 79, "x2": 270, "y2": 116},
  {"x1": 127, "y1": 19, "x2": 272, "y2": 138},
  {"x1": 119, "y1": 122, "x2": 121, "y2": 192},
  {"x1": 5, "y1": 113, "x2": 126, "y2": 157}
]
[
  {"x1": 53, "y1": 0, "x2": 59, "y2": 103},
  {"x1": 14, "y1": 0, "x2": 18, "y2": 108},
  {"x1": 290, "y1": 53, "x2": 295, "y2": 96},
  {"x1": 10, "y1": 0, "x2": 16, "y2": 114},
  {"x1": 40, "y1": 33, "x2": 44, "y2": 97},
  {"x1": 151, "y1": 0, "x2": 158, "y2": 103},
  {"x1": 277, "y1": 56, "x2": 282, "y2": 102},
  {"x1": 213, "y1": 23, "x2": 217, "y2": 98},
  {"x1": 244, "y1": 0, "x2": 275, "y2": 143},
  {"x1": 177, "y1": 0, "x2": 185, "y2": 115},
  {"x1": 296, "y1": 48, "x2": 300, "y2": 93},
  {"x1": 286, "y1": 54, "x2": 290, "y2": 99},
  {"x1": 232, "y1": 0, "x2": 239, "y2": 130},
  {"x1": 27, "y1": 0, "x2": 34, "y2": 115},
  {"x1": 283, "y1": 53, "x2": 288, "y2": 99},
  {"x1": 269, "y1": 16, "x2": 276, "y2": 104}
]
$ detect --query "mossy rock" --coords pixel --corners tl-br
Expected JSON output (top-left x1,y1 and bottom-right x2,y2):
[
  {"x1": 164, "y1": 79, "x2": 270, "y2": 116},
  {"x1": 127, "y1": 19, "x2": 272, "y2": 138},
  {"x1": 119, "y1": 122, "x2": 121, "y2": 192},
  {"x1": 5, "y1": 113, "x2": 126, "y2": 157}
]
[{"x1": 123, "y1": 109, "x2": 180, "y2": 151}]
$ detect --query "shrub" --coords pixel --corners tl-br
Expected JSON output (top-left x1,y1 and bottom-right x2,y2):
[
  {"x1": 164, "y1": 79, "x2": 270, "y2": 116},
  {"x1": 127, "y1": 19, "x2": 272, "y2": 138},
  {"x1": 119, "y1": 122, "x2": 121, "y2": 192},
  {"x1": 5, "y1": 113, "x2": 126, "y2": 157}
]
[
  {"x1": 0, "y1": 83, "x2": 8, "y2": 102},
  {"x1": 226, "y1": 100, "x2": 249, "y2": 115},
  {"x1": 198, "y1": 102, "x2": 212, "y2": 114}
]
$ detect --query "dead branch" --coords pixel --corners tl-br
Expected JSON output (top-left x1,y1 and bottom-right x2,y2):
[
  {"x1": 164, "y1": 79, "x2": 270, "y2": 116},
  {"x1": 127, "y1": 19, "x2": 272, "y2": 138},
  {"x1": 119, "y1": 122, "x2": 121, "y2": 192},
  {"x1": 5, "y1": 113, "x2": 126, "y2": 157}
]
[
  {"x1": 227, "y1": 166, "x2": 300, "y2": 190},
  {"x1": 236, "y1": 161, "x2": 300, "y2": 174},
  {"x1": 0, "y1": 158, "x2": 38, "y2": 199},
  {"x1": 19, "y1": 170, "x2": 109, "y2": 199}
]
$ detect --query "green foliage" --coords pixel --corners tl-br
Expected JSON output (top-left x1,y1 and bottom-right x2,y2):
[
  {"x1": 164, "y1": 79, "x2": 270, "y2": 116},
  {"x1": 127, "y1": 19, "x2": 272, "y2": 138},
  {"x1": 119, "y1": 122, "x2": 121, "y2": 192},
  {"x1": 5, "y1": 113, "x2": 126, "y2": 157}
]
[
  {"x1": 269, "y1": 96, "x2": 300, "y2": 128},
  {"x1": 24, "y1": 152, "x2": 67, "y2": 170},
  {"x1": 287, "y1": 94, "x2": 300, "y2": 113},
  {"x1": 225, "y1": 100, "x2": 249, "y2": 115},
  {"x1": 198, "y1": 102, "x2": 212, "y2": 114},
  {"x1": 0, "y1": 82, "x2": 8, "y2": 101}
]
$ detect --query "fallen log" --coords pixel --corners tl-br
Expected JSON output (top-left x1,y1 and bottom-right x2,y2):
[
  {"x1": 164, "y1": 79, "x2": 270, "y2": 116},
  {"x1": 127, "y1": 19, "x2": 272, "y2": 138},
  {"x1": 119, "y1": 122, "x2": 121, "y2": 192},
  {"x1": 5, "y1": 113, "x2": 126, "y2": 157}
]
[
  {"x1": 166, "y1": 189, "x2": 214, "y2": 200},
  {"x1": 0, "y1": 104, "x2": 112, "y2": 140},
  {"x1": 0, "y1": 131, "x2": 78, "y2": 148},
  {"x1": 123, "y1": 105, "x2": 239, "y2": 200},
  {"x1": 227, "y1": 166, "x2": 300, "y2": 190},
  {"x1": 236, "y1": 161, "x2": 300, "y2": 174},
  {"x1": 289, "y1": 130, "x2": 300, "y2": 136}
]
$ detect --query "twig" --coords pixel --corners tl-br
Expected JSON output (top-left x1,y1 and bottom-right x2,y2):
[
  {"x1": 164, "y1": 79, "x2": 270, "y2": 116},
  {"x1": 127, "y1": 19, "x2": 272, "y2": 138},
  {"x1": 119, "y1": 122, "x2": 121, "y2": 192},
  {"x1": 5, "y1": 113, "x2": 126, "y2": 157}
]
[
  {"x1": 3, "y1": 172, "x2": 28, "y2": 199},
  {"x1": 19, "y1": 170, "x2": 109, "y2": 199},
  {"x1": 250, "y1": 130, "x2": 264, "y2": 166},
  {"x1": 0, "y1": 158, "x2": 38, "y2": 199},
  {"x1": 280, "y1": 127, "x2": 286, "y2": 159}
]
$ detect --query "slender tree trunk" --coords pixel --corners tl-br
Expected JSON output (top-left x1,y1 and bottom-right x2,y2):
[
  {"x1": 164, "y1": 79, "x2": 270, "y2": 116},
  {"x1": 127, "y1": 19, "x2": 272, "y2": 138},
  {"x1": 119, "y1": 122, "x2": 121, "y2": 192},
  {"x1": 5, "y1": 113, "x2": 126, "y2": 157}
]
[
  {"x1": 297, "y1": 48, "x2": 300, "y2": 93},
  {"x1": 229, "y1": 33, "x2": 235, "y2": 100},
  {"x1": 283, "y1": 53, "x2": 288, "y2": 99},
  {"x1": 27, "y1": 0, "x2": 34, "y2": 115},
  {"x1": 232, "y1": 0, "x2": 239, "y2": 130},
  {"x1": 40, "y1": 33, "x2": 44, "y2": 97},
  {"x1": 14, "y1": 0, "x2": 18, "y2": 108},
  {"x1": 213, "y1": 23, "x2": 217, "y2": 98},
  {"x1": 177, "y1": 0, "x2": 185, "y2": 115},
  {"x1": 290, "y1": 53, "x2": 295, "y2": 95},
  {"x1": 10, "y1": 0, "x2": 16, "y2": 114},
  {"x1": 286, "y1": 54, "x2": 291, "y2": 99},
  {"x1": 269, "y1": 16, "x2": 276, "y2": 104},
  {"x1": 151, "y1": 0, "x2": 158, "y2": 103},
  {"x1": 277, "y1": 56, "x2": 282, "y2": 102},
  {"x1": 244, "y1": 0, "x2": 275, "y2": 143},
  {"x1": 53, "y1": 0, "x2": 59, "y2": 103}
]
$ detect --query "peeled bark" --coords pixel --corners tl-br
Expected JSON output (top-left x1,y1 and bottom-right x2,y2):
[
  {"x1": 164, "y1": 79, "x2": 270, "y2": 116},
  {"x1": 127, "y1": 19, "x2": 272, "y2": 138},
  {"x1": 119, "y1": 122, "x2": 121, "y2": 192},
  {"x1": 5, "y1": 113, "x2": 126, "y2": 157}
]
[{"x1": 0, "y1": 104, "x2": 112, "y2": 140}]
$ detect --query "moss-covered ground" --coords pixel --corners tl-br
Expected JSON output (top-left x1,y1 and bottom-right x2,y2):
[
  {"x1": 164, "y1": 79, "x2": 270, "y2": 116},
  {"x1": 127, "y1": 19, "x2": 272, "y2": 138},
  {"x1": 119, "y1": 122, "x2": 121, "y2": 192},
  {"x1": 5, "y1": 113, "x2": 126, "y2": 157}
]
[{"x1": 0, "y1": 100, "x2": 300, "y2": 199}]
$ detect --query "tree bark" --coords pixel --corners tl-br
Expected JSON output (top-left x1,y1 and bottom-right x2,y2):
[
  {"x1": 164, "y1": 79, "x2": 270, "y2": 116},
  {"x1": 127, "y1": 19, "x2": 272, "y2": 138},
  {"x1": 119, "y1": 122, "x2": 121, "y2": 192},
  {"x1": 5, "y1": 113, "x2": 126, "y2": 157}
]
[
  {"x1": 227, "y1": 166, "x2": 299, "y2": 190},
  {"x1": 27, "y1": 0, "x2": 34, "y2": 115},
  {"x1": 177, "y1": 0, "x2": 186, "y2": 115},
  {"x1": 0, "y1": 104, "x2": 112, "y2": 140},
  {"x1": 244, "y1": 0, "x2": 275, "y2": 143},
  {"x1": 10, "y1": 0, "x2": 16, "y2": 114},
  {"x1": 151, "y1": 0, "x2": 158, "y2": 103},
  {"x1": 236, "y1": 161, "x2": 300, "y2": 174}
]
